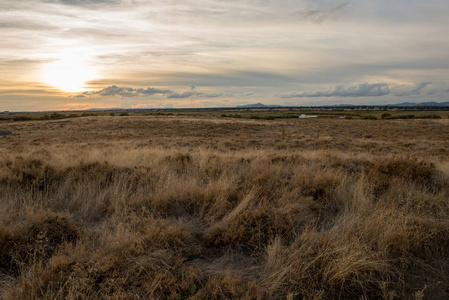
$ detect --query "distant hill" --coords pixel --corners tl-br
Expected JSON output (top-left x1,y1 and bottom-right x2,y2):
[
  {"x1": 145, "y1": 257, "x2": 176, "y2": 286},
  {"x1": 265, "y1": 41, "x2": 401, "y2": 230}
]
[
  {"x1": 85, "y1": 108, "x2": 122, "y2": 111},
  {"x1": 236, "y1": 101, "x2": 449, "y2": 108},
  {"x1": 236, "y1": 102, "x2": 282, "y2": 108},
  {"x1": 391, "y1": 101, "x2": 449, "y2": 107}
]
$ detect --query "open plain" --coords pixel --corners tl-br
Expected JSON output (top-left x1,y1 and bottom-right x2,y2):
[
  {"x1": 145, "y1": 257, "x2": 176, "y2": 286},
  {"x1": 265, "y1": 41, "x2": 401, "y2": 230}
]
[{"x1": 1, "y1": 114, "x2": 449, "y2": 299}]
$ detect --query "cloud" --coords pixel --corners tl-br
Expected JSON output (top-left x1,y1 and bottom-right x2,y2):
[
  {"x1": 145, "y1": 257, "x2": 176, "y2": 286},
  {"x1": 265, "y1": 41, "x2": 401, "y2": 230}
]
[
  {"x1": 81, "y1": 85, "x2": 173, "y2": 97},
  {"x1": 78, "y1": 85, "x2": 233, "y2": 99},
  {"x1": 138, "y1": 71, "x2": 297, "y2": 88},
  {"x1": 278, "y1": 82, "x2": 438, "y2": 99},
  {"x1": 279, "y1": 83, "x2": 390, "y2": 98},
  {"x1": 0, "y1": 20, "x2": 56, "y2": 30},
  {"x1": 136, "y1": 87, "x2": 174, "y2": 95},
  {"x1": 92, "y1": 86, "x2": 136, "y2": 97},
  {"x1": 199, "y1": 92, "x2": 226, "y2": 98},
  {"x1": 0, "y1": 58, "x2": 50, "y2": 66},
  {"x1": 68, "y1": 104, "x2": 90, "y2": 110},
  {"x1": 167, "y1": 85, "x2": 197, "y2": 99},
  {"x1": 296, "y1": 1, "x2": 350, "y2": 23},
  {"x1": 167, "y1": 91, "x2": 197, "y2": 99},
  {"x1": 391, "y1": 82, "x2": 432, "y2": 96},
  {"x1": 43, "y1": 0, "x2": 119, "y2": 5},
  {"x1": 167, "y1": 85, "x2": 233, "y2": 99}
]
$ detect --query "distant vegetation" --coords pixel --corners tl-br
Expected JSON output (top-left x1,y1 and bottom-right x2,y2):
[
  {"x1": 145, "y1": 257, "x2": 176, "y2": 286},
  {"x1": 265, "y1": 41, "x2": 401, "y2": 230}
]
[
  {"x1": 0, "y1": 112, "x2": 99, "y2": 122},
  {"x1": 1, "y1": 107, "x2": 448, "y2": 123},
  {"x1": 381, "y1": 112, "x2": 441, "y2": 119}
]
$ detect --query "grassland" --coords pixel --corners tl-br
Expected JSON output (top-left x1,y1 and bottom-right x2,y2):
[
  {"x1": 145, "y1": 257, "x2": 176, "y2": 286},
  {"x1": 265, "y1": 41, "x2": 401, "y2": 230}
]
[{"x1": 1, "y1": 112, "x2": 449, "y2": 299}]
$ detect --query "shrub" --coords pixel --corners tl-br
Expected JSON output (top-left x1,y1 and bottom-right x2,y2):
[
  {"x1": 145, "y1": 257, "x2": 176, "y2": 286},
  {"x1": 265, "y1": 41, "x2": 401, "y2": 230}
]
[
  {"x1": 12, "y1": 116, "x2": 33, "y2": 121},
  {"x1": 381, "y1": 113, "x2": 392, "y2": 119},
  {"x1": 370, "y1": 157, "x2": 436, "y2": 184},
  {"x1": 0, "y1": 210, "x2": 79, "y2": 276},
  {"x1": 368, "y1": 157, "x2": 437, "y2": 196},
  {"x1": 420, "y1": 114, "x2": 441, "y2": 119},
  {"x1": 49, "y1": 112, "x2": 65, "y2": 120},
  {"x1": 396, "y1": 114, "x2": 415, "y2": 119}
]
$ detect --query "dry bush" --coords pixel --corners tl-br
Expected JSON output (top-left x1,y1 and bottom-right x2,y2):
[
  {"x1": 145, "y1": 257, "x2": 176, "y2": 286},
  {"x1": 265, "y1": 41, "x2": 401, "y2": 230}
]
[
  {"x1": 369, "y1": 157, "x2": 436, "y2": 185},
  {"x1": 191, "y1": 273, "x2": 263, "y2": 300},
  {"x1": 368, "y1": 157, "x2": 438, "y2": 197},
  {"x1": 264, "y1": 229, "x2": 390, "y2": 299},
  {"x1": 0, "y1": 158, "x2": 58, "y2": 191},
  {"x1": 204, "y1": 196, "x2": 317, "y2": 251},
  {"x1": 0, "y1": 209, "x2": 79, "y2": 278}
]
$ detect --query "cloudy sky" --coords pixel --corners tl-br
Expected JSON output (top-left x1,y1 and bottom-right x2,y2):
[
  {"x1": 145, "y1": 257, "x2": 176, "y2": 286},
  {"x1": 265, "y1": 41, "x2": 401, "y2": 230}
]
[{"x1": 1, "y1": 0, "x2": 448, "y2": 111}]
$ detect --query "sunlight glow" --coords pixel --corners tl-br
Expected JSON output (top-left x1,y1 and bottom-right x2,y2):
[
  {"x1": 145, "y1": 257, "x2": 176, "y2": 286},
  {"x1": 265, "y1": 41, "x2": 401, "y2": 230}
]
[{"x1": 42, "y1": 53, "x2": 97, "y2": 93}]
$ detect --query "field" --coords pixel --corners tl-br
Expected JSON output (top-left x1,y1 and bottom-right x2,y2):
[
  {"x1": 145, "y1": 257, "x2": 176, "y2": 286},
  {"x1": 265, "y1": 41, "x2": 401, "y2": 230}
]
[{"x1": 1, "y1": 112, "x2": 449, "y2": 299}]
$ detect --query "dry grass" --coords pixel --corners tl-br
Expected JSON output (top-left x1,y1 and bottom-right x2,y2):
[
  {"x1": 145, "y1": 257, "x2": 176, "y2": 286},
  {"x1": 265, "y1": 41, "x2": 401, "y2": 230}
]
[{"x1": 1, "y1": 116, "x2": 449, "y2": 299}]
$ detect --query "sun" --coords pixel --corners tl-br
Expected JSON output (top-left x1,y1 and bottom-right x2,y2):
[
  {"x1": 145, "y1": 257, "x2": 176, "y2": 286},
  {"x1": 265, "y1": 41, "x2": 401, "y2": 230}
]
[{"x1": 42, "y1": 53, "x2": 97, "y2": 93}]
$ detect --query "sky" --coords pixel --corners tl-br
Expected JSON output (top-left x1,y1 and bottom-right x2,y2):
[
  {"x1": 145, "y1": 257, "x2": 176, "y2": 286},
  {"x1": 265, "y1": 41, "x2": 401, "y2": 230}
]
[{"x1": 1, "y1": 0, "x2": 448, "y2": 111}]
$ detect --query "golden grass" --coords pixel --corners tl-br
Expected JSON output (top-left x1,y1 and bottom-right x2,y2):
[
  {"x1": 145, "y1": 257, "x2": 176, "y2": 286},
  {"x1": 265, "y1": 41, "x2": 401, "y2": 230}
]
[{"x1": 1, "y1": 116, "x2": 449, "y2": 299}]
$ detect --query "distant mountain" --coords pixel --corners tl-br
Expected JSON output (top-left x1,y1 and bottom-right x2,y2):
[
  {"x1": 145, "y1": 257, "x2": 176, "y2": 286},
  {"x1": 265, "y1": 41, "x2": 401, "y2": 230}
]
[
  {"x1": 236, "y1": 101, "x2": 449, "y2": 108},
  {"x1": 236, "y1": 102, "x2": 282, "y2": 108},
  {"x1": 391, "y1": 102, "x2": 416, "y2": 106},
  {"x1": 85, "y1": 108, "x2": 122, "y2": 111},
  {"x1": 391, "y1": 101, "x2": 449, "y2": 107},
  {"x1": 322, "y1": 104, "x2": 357, "y2": 107}
]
